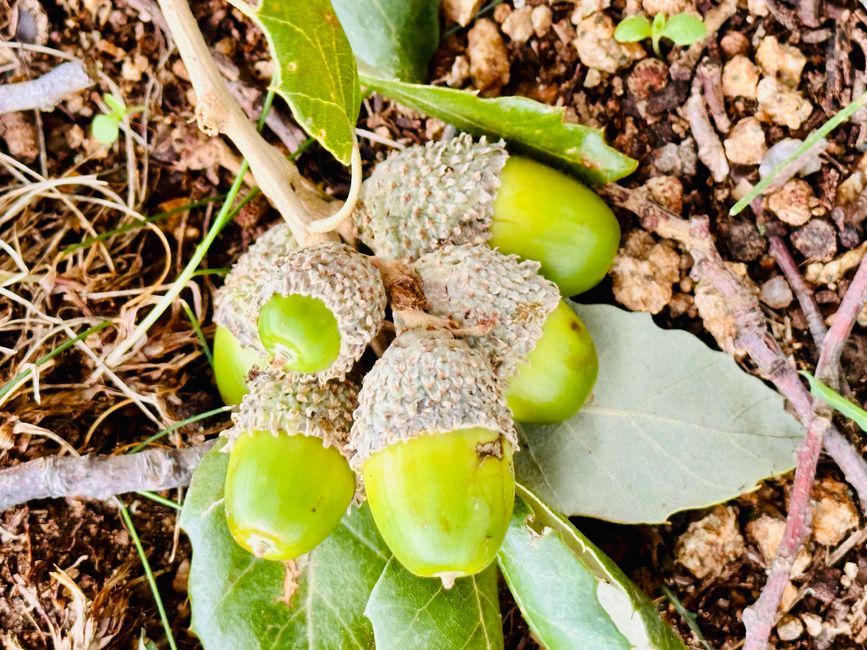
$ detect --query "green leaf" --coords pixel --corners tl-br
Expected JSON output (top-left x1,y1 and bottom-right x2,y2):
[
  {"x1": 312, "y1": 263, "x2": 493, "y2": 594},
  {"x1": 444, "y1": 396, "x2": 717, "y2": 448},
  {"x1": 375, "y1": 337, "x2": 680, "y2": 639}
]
[
  {"x1": 332, "y1": 0, "x2": 439, "y2": 83},
  {"x1": 360, "y1": 74, "x2": 638, "y2": 185},
  {"x1": 801, "y1": 371, "x2": 867, "y2": 431},
  {"x1": 366, "y1": 559, "x2": 503, "y2": 650},
  {"x1": 247, "y1": 0, "x2": 360, "y2": 164},
  {"x1": 91, "y1": 114, "x2": 120, "y2": 144},
  {"x1": 660, "y1": 13, "x2": 707, "y2": 46},
  {"x1": 499, "y1": 486, "x2": 687, "y2": 649},
  {"x1": 180, "y1": 442, "x2": 388, "y2": 648},
  {"x1": 613, "y1": 15, "x2": 652, "y2": 43},
  {"x1": 516, "y1": 303, "x2": 803, "y2": 524},
  {"x1": 103, "y1": 92, "x2": 126, "y2": 116}
]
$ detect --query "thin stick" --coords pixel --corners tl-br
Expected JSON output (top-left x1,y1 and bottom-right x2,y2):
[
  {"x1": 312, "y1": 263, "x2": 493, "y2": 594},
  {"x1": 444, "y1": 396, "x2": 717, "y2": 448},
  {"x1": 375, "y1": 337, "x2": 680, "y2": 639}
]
[
  {"x1": 768, "y1": 235, "x2": 827, "y2": 347},
  {"x1": 155, "y1": 0, "x2": 314, "y2": 243},
  {"x1": 686, "y1": 77, "x2": 730, "y2": 183},
  {"x1": 815, "y1": 255, "x2": 867, "y2": 383},
  {"x1": 742, "y1": 416, "x2": 830, "y2": 650},
  {"x1": 743, "y1": 254, "x2": 867, "y2": 649},
  {"x1": 0, "y1": 62, "x2": 94, "y2": 114},
  {"x1": 0, "y1": 442, "x2": 214, "y2": 512}
]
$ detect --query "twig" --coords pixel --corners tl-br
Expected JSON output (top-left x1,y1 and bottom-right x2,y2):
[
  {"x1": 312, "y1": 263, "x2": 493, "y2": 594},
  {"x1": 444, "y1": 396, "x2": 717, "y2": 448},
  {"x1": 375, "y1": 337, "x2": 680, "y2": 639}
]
[
  {"x1": 742, "y1": 415, "x2": 831, "y2": 650},
  {"x1": 211, "y1": 50, "x2": 309, "y2": 152},
  {"x1": 0, "y1": 62, "x2": 94, "y2": 114},
  {"x1": 742, "y1": 255, "x2": 867, "y2": 650},
  {"x1": 768, "y1": 235, "x2": 827, "y2": 347},
  {"x1": 686, "y1": 77, "x2": 729, "y2": 183},
  {"x1": 0, "y1": 442, "x2": 214, "y2": 512},
  {"x1": 602, "y1": 183, "x2": 867, "y2": 507},
  {"x1": 155, "y1": 0, "x2": 321, "y2": 245},
  {"x1": 815, "y1": 254, "x2": 867, "y2": 384},
  {"x1": 697, "y1": 60, "x2": 730, "y2": 134}
]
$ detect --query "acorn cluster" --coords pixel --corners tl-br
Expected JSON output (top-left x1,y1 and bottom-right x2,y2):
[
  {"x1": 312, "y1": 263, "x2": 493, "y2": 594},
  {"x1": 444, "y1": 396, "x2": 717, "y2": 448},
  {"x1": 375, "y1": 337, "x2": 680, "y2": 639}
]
[{"x1": 212, "y1": 135, "x2": 619, "y2": 586}]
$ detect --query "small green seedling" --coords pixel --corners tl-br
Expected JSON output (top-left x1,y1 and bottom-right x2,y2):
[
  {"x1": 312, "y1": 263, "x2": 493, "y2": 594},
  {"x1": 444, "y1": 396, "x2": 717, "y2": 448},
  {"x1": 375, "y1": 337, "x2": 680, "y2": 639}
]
[
  {"x1": 91, "y1": 93, "x2": 142, "y2": 145},
  {"x1": 614, "y1": 12, "x2": 707, "y2": 58}
]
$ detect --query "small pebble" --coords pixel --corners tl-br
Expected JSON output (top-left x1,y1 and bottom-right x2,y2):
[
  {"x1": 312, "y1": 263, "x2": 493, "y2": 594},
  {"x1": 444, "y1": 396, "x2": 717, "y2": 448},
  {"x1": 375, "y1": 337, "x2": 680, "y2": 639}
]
[
  {"x1": 724, "y1": 117, "x2": 766, "y2": 166},
  {"x1": 502, "y1": 6, "x2": 533, "y2": 43},
  {"x1": 675, "y1": 506, "x2": 745, "y2": 579},
  {"x1": 531, "y1": 5, "x2": 552, "y2": 37},
  {"x1": 776, "y1": 615, "x2": 804, "y2": 642},
  {"x1": 720, "y1": 32, "x2": 749, "y2": 57},
  {"x1": 756, "y1": 77, "x2": 813, "y2": 130},
  {"x1": 802, "y1": 613, "x2": 823, "y2": 637},
  {"x1": 767, "y1": 179, "x2": 819, "y2": 226},
  {"x1": 791, "y1": 219, "x2": 837, "y2": 262},
  {"x1": 760, "y1": 276, "x2": 794, "y2": 309},
  {"x1": 812, "y1": 478, "x2": 859, "y2": 546},
  {"x1": 722, "y1": 55, "x2": 759, "y2": 99},
  {"x1": 756, "y1": 36, "x2": 807, "y2": 88},
  {"x1": 467, "y1": 19, "x2": 510, "y2": 94}
]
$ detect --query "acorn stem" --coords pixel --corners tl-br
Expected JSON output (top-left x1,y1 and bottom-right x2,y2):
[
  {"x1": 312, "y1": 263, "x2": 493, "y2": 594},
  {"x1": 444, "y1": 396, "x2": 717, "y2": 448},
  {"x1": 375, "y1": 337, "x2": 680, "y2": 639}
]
[{"x1": 438, "y1": 573, "x2": 459, "y2": 589}]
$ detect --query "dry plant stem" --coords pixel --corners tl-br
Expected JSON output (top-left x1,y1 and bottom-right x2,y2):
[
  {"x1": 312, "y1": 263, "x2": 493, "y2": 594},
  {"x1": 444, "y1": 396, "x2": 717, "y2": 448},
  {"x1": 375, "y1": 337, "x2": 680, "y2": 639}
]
[
  {"x1": 742, "y1": 416, "x2": 831, "y2": 650},
  {"x1": 698, "y1": 60, "x2": 730, "y2": 133},
  {"x1": 815, "y1": 254, "x2": 867, "y2": 383},
  {"x1": 156, "y1": 0, "x2": 315, "y2": 245},
  {"x1": 0, "y1": 61, "x2": 93, "y2": 114},
  {"x1": 0, "y1": 441, "x2": 214, "y2": 512},
  {"x1": 768, "y1": 235, "x2": 827, "y2": 347},
  {"x1": 686, "y1": 78, "x2": 730, "y2": 183},
  {"x1": 743, "y1": 256, "x2": 867, "y2": 650},
  {"x1": 602, "y1": 183, "x2": 867, "y2": 505}
]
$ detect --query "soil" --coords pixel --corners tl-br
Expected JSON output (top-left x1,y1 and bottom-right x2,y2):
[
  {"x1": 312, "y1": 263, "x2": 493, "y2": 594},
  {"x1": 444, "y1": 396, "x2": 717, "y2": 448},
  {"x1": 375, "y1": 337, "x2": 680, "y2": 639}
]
[{"x1": 0, "y1": 0, "x2": 866, "y2": 648}]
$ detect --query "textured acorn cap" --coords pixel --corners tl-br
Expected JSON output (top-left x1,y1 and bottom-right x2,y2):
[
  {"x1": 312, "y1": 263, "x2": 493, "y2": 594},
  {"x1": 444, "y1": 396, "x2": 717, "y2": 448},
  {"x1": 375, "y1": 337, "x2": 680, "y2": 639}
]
[
  {"x1": 255, "y1": 242, "x2": 387, "y2": 381},
  {"x1": 356, "y1": 133, "x2": 508, "y2": 261},
  {"x1": 349, "y1": 329, "x2": 516, "y2": 467},
  {"x1": 413, "y1": 244, "x2": 560, "y2": 381},
  {"x1": 214, "y1": 221, "x2": 297, "y2": 349},
  {"x1": 222, "y1": 368, "x2": 359, "y2": 458}
]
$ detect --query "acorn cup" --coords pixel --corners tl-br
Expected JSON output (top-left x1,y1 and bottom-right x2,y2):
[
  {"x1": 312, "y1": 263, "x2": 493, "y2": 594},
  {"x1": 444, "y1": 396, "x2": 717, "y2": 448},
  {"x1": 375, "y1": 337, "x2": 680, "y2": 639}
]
[
  {"x1": 414, "y1": 244, "x2": 598, "y2": 423},
  {"x1": 213, "y1": 221, "x2": 297, "y2": 405},
  {"x1": 221, "y1": 369, "x2": 359, "y2": 561},
  {"x1": 254, "y1": 241, "x2": 387, "y2": 380},
  {"x1": 356, "y1": 133, "x2": 620, "y2": 296},
  {"x1": 349, "y1": 329, "x2": 517, "y2": 588}
]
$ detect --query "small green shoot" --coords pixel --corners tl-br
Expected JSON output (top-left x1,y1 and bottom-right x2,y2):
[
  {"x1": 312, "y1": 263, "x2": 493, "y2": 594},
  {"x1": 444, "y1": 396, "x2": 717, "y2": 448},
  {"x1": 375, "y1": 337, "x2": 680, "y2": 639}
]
[
  {"x1": 91, "y1": 93, "x2": 143, "y2": 145},
  {"x1": 801, "y1": 371, "x2": 867, "y2": 432},
  {"x1": 614, "y1": 12, "x2": 707, "y2": 57}
]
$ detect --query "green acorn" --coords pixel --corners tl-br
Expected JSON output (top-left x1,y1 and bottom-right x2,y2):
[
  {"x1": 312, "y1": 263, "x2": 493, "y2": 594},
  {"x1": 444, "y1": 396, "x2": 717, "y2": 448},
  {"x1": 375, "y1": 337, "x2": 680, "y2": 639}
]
[
  {"x1": 254, "y1": 242, "x2": 386, "y2": 380},
  {"x1": 213, "y1": 222, "x2": 297, "y2": 404},
  {"x1": 350, "y1": 329, "x2": 516, "y2": 587},
  {"x1": 222, "y1": 369, "x2": 358, "y2": 561},
  {"x1": 414, "y1": 245, "x2": 598, "y2": 423},
  {"x1": 356, "y1": 133, "x2": 620, "y2": 296}
]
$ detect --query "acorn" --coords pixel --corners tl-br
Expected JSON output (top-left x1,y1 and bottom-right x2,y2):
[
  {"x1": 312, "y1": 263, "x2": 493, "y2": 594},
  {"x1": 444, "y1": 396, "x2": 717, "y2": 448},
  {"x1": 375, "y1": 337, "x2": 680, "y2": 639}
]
[
  {"x1": 350, "y1": 329, "x2": 517, "y2": 587},
  {"x1": 356, "y1": 133, "x2": 620, "y2": 296},
  {"x1": 254, "y1": 242, "x2": 386, "y2": 380},
  {"x1": 414, "y1": 245, "x2": 598, "y2": 423},
  {"x1": 222, "y1": 369, "x2": 358, "y2": 561},
  {"x1": 213, "y1": 221, "x2": 297, "y2": 404}
]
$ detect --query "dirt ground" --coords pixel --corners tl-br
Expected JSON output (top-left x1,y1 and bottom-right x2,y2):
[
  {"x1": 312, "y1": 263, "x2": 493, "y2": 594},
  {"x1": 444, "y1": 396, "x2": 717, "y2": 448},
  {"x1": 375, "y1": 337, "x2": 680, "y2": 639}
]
[{"x1": 1, "y1": 0, "x2": 866, "y2": 647}]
